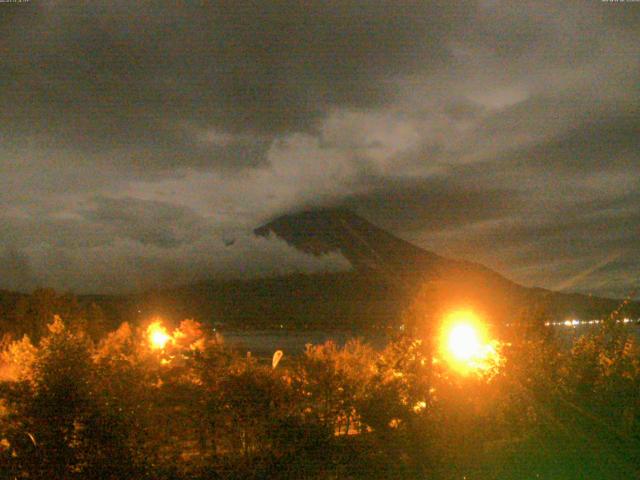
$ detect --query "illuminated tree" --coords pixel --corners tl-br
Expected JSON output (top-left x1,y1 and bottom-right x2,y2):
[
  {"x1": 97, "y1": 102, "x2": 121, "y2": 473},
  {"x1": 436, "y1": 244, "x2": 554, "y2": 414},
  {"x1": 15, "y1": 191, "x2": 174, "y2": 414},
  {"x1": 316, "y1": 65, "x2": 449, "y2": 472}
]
[
  {"x1": 295, "y1": 340, "x2": 376, "y2": 435},
  {"x1": 0, "y1": 317, "x2": 148, "y2": 478}
]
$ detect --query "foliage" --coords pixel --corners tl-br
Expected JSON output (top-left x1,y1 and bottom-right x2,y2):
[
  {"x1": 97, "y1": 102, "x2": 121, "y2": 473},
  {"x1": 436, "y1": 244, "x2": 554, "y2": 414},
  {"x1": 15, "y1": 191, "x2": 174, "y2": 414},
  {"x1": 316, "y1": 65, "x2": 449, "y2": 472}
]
[{"x1": 0, "y1": 307, "x2": 639, "y2": 479}]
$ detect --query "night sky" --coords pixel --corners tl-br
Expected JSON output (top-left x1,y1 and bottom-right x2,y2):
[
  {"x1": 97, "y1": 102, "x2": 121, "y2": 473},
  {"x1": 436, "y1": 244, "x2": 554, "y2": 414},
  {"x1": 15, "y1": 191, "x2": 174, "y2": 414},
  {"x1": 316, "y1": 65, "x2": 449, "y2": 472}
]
[{"x1": 1, "y1": 1, "x2": 638, "y2": 297}]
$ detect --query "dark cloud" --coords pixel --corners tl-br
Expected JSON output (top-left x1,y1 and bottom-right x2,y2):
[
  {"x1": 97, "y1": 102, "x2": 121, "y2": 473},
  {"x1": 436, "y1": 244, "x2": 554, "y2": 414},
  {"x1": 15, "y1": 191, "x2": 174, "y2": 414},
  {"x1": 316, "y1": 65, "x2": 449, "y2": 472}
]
[
  {"x1": 0, "y1": 207, "x2": 350, "y2": 294},
  {"x1": 416, "y1": 189, "x2": 640, "y2": 299},
  {"x1": 0, "y1": 0, "x2": 471, "y2": 173},
  {"x1": 338, "y1": 176, "x2": 521, "y2": 233},
  {"x1": 483, "y1": 109, "x2": 640, "y2": 175},
  {"x1": 0, "y1": 1, "x2": 638, "y2": 297},
  {"x1": 84, "y1": 197, "x2": 210, "y2": 248},
  {"x1": 0, "y1": 246, "x2": 34, "y2": 292}
]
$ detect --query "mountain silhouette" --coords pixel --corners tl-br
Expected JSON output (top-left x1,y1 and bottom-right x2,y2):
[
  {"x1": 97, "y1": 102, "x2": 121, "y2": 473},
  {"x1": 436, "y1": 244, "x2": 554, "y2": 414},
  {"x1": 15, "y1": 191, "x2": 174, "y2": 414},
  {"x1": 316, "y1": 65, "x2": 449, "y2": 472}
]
[
  {"x1": 2, "y1": 209, "x2": 637, "y2": 334},
  {"x1": 255, "y1": 208, "x2": 442, "y2": 273},
  {"x1": 254, "y1": 208, "x2": 639, "y2": 326}
]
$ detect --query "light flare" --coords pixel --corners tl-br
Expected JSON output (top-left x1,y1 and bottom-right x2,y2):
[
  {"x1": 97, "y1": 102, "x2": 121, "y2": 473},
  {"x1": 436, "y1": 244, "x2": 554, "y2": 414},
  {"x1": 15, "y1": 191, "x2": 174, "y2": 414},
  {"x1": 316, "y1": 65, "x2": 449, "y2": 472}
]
[
  {"x1": 147, "y1": 321, "x2": 171, "y2": 350},
  {"x1": 448, "y1": 323, "x2": 481, "y2": 361},
  {"x1": 439, "y1": 310, "x2": 500, "y2": 375}
]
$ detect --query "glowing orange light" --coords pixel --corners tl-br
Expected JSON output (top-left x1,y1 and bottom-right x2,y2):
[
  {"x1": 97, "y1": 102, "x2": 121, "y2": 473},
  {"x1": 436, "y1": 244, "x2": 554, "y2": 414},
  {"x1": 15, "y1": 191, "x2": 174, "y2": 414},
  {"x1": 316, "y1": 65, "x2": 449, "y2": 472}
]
[
  {"x1": 147, "y1": 321, "x2": 171, "y2": 350},
  {"x1": 448, "y1": 323, "x2": 481, "y2": 361},
  {"x1": 439, "y1": 310, "x2": 499, "y2": 375}
]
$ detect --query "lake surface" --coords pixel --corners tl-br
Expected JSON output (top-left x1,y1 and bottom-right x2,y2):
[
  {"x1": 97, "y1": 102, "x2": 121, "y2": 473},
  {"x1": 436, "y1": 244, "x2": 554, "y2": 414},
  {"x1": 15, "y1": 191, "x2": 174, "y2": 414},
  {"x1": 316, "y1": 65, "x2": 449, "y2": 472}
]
[
  {"x1": 220, "y1": 323, "x2": 640, "y2": 358},
  {"x1": 219, "y1": 329, "x2": 386, "y2": 357}
]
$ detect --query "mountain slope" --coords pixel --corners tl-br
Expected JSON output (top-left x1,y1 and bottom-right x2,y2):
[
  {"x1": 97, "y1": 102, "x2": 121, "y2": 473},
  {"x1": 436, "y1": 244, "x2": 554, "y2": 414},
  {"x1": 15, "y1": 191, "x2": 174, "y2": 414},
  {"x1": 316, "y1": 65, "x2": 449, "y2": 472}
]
[
  {"x1": 254, "y1": 208, "x2": 639, "y2": 325},
  {"x1": 2, "y1": 210, "x2": 637, "y2": 335},
  {"x1": 255, "y1": 208, "x2": 516, "y2": 284},
  {"x1": 255, "y1": 208, "x2": 442, "y2": 273}
]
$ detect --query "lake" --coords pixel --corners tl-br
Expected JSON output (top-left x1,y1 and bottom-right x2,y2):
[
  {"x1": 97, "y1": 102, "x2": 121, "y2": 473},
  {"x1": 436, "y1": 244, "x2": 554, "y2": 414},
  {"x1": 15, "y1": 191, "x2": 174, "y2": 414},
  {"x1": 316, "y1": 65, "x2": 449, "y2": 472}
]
[{"x1": 220, "y1": 322, "x2": 640, "y2": 358}]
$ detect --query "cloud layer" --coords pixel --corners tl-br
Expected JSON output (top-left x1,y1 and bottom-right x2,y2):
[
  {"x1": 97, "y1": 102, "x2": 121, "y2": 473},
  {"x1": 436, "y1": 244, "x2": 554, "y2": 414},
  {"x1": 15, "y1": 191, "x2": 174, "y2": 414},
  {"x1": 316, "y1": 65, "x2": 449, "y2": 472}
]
[{"x1": 1, "y1": 1, "x2": 638, "y2": 297}]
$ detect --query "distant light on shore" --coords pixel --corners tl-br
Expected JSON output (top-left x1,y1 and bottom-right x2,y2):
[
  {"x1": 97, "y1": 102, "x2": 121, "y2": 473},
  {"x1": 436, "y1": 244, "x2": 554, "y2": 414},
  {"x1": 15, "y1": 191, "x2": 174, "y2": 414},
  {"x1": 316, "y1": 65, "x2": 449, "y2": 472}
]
[{"x1": 543, "y1": 318, "x2": 638, "y2": 327}]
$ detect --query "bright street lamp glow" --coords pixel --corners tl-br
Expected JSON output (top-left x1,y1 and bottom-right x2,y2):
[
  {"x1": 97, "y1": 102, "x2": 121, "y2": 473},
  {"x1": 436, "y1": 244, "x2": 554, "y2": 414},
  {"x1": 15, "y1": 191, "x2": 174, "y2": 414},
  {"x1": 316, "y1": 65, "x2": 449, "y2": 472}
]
[
  {"x1": 448, "y1": 323, "x2": 481, "y2": 361},
  {"x1": 147, "y1": 321, "x2": 171, "y2": 350},
  {"x1": 439, "y1": 310, "x2": 499, "y2": 375}
]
